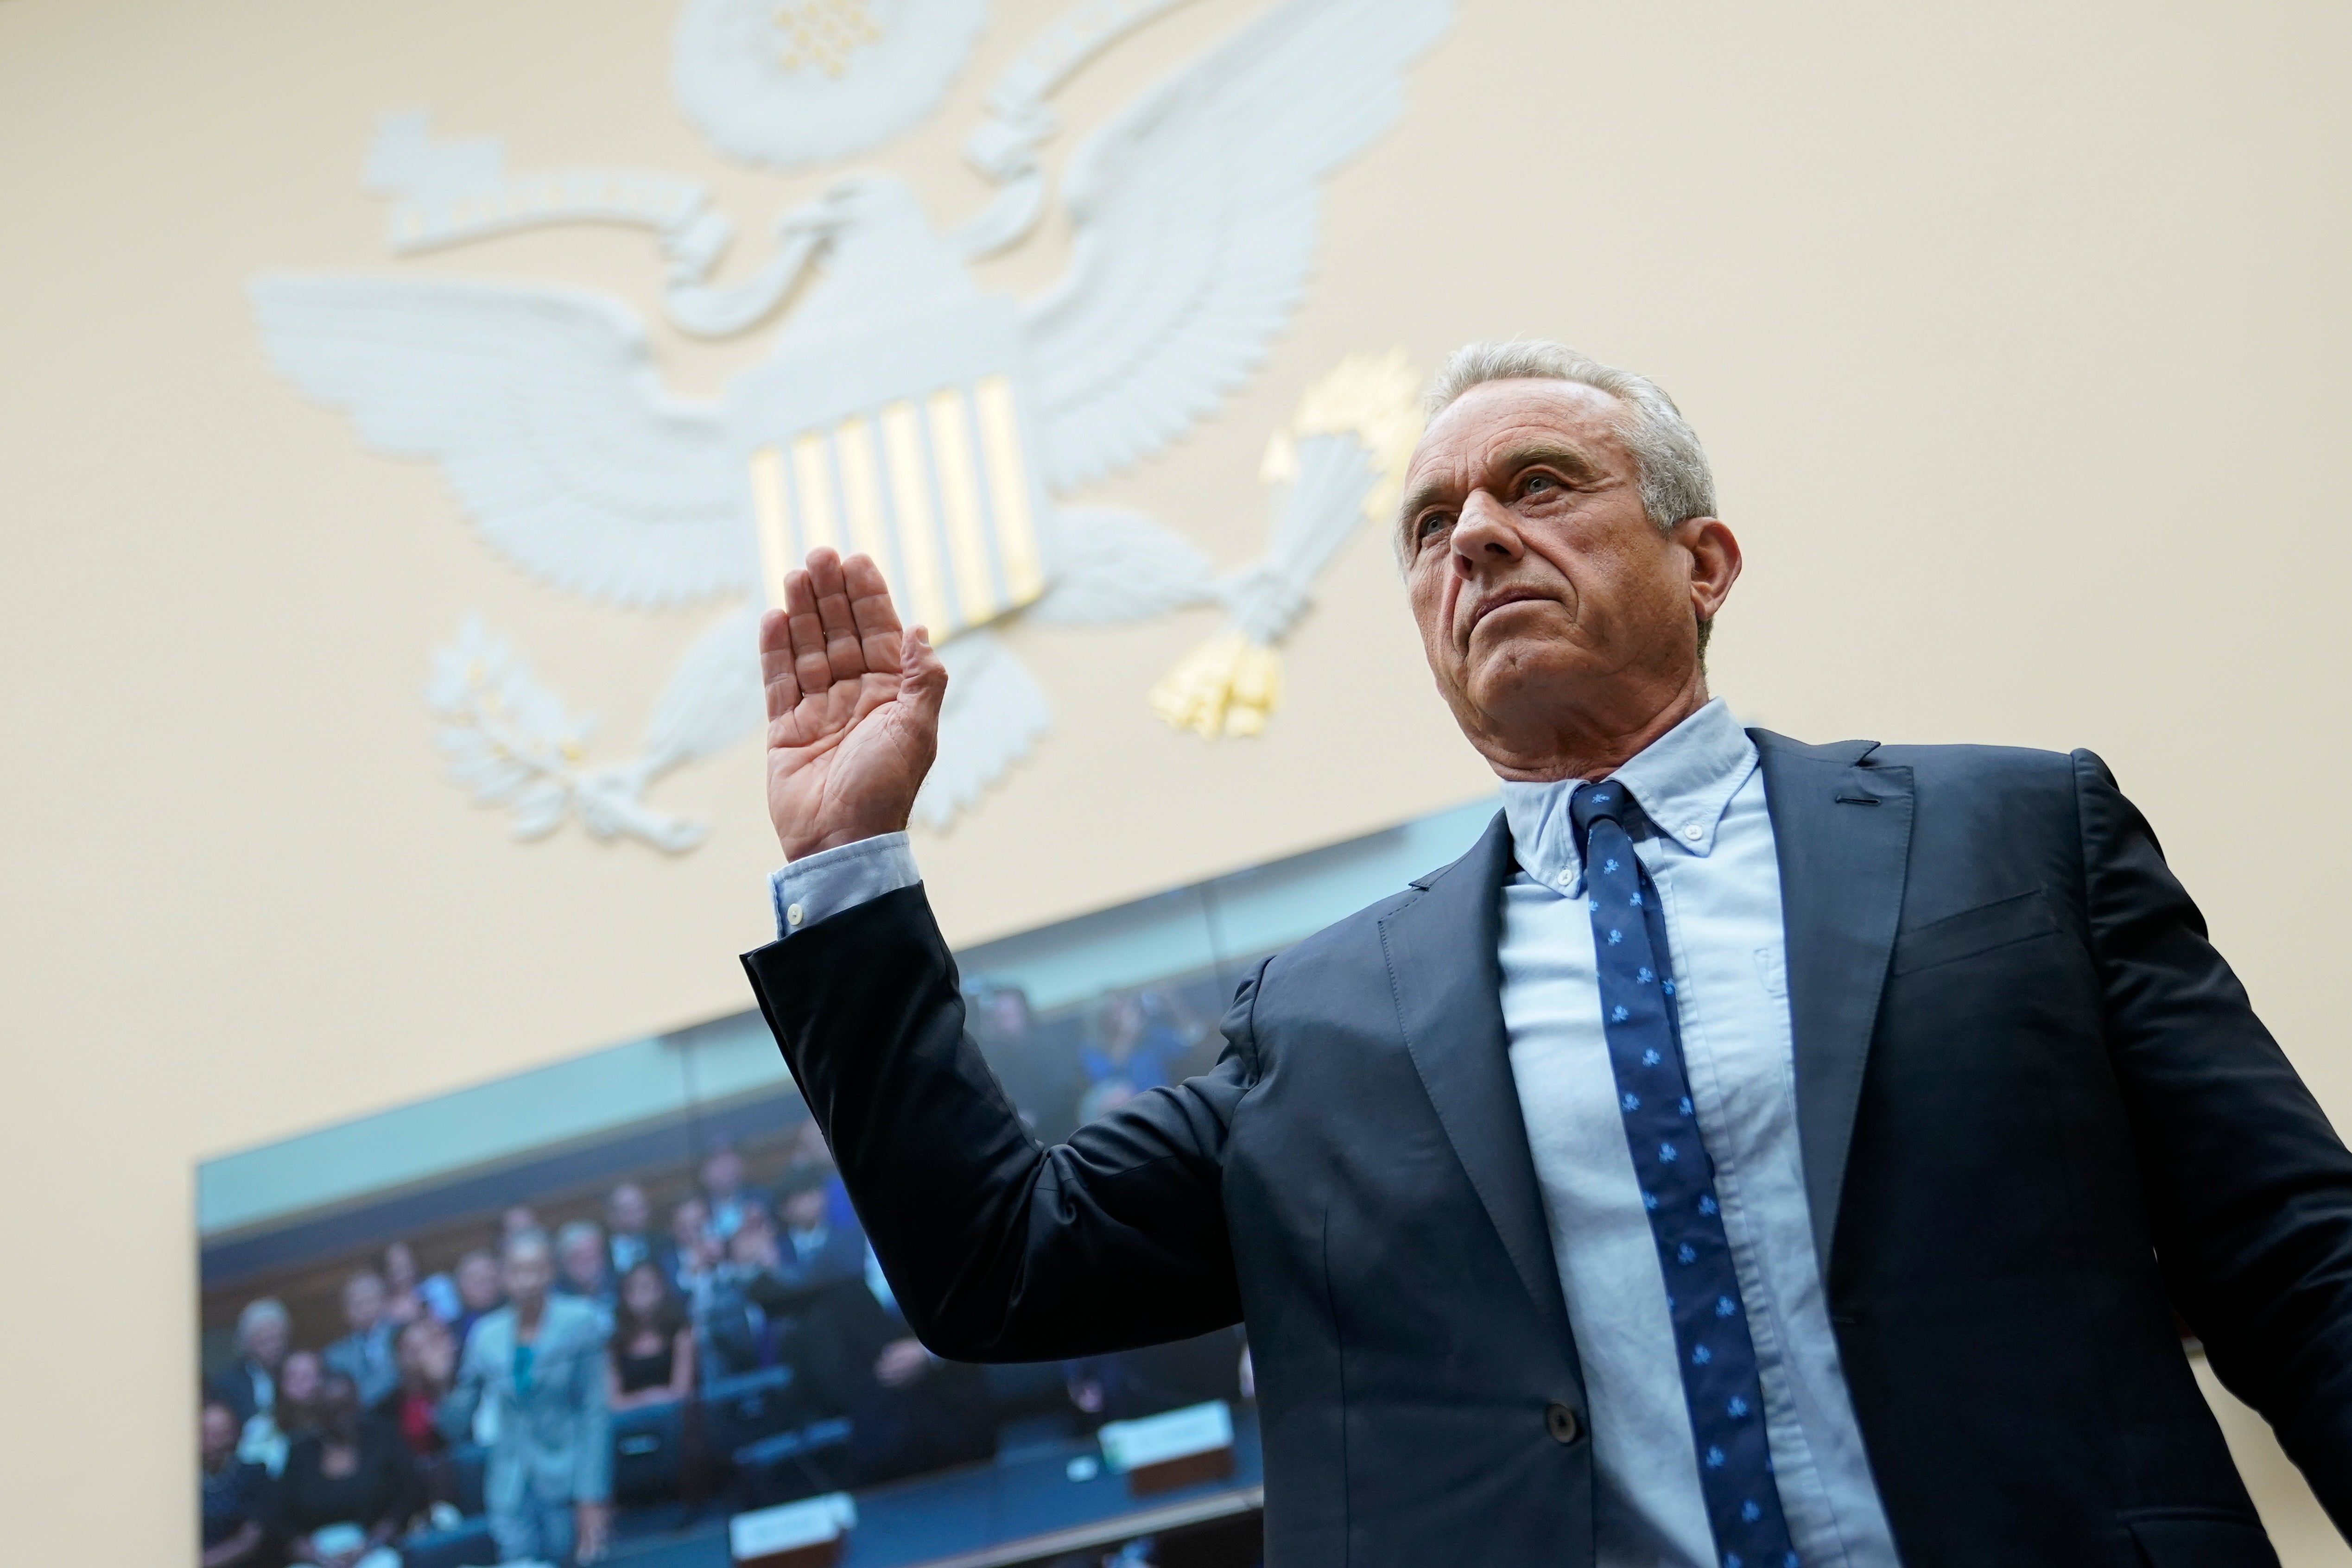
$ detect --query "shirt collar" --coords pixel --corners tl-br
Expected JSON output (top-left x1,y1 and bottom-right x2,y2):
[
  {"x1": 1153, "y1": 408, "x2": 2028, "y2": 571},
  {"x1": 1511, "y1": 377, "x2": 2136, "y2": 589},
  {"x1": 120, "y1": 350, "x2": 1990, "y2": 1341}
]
[{"x1": 1499, "y1": 697, "x2": 1758, "y2": 892}]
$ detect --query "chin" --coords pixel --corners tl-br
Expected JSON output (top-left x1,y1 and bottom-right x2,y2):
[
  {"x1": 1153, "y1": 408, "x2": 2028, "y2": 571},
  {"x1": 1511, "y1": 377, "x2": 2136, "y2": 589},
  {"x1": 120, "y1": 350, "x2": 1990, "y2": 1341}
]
[{"x1": 1465, "y1": 639, "x2": 1589, "y2": 714}]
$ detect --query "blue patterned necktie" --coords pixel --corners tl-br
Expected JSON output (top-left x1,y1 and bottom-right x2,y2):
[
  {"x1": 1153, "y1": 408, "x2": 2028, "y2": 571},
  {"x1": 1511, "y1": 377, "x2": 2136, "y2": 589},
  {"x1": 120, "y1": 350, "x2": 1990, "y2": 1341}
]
[{"x1": 1570, "y1": 781, "x2": 1799, "y2": 1568}]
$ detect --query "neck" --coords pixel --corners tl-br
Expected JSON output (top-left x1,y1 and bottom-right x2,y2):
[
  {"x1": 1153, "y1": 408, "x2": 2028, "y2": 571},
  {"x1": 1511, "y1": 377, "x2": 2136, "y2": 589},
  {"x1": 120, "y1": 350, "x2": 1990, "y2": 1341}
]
[
  {"x1": 1478, "y1": 669, "x2": 1710, "y2": 784},
  {"x1": 515, "y1": 1297, "x2": 545, "y2": 1329}
]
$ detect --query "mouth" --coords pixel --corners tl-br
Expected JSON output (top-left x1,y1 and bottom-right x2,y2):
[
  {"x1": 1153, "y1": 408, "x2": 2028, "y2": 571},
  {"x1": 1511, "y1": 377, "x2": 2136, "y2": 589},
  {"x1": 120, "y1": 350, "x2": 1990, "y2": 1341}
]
[{"x1": 1465, "y1": 588, "x2": 1558, "y2": 638}]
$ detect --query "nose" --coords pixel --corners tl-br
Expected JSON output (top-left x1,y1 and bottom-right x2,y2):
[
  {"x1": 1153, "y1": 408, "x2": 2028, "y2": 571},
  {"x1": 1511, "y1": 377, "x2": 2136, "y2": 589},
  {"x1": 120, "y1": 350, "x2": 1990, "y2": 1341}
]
[{"x1": 1451, "y1": 489, "x2": 1524, "y2": 576}]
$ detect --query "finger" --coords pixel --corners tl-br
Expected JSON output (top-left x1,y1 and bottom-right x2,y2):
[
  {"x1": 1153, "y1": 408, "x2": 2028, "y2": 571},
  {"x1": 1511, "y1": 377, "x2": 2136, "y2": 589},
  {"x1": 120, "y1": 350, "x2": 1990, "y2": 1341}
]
[
  {"x1": 806, "y1": 548, "x2": 868, "y2": 683},
  {"x1": 900, "y1": 623, "x2": 948, "y2": 732},
  {"x1": 759, "y1": 607, "x2": 801, "y2": 724},
  {"x1": 841, "y1": 552, "x2": 905, "y2": 674},
  {"x1": 783, "y1": 565, "x2": 832, "y2": 695}
]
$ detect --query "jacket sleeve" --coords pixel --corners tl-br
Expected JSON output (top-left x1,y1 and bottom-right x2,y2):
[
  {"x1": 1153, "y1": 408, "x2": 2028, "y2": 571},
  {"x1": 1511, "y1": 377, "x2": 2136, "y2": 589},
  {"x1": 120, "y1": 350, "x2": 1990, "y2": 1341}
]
[
  {"x1": 2077, "y1": 750, "x2": 2352, "y2": 1524},
  {"x1": 742, "y1": 883, "x2": 1262, "y2": 1362}
]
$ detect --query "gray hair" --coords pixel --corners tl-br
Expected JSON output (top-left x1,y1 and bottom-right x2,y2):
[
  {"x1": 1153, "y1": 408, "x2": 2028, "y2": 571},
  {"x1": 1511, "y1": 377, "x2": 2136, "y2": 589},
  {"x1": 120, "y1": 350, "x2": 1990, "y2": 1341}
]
[
  {"x1": 554, "y1": 1219, "x2": 603, "y2": 1253},
  {"x1": 503, "y1": 1226, "x2": 552, "y2": 1263},
  {"x1": 236, "y1": 1297, "x2": 289, "y2": 1346},
  {"x1": 1420, "y1": 339, "x2": 1717, "y2": 538}
]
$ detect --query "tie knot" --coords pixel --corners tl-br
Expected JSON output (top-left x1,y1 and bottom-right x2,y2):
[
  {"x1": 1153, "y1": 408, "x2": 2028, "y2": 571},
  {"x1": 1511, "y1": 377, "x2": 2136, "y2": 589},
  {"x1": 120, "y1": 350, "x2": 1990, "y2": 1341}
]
[{"x1": 1569, "y1": 781, "x2": 1642, "y2": 860}]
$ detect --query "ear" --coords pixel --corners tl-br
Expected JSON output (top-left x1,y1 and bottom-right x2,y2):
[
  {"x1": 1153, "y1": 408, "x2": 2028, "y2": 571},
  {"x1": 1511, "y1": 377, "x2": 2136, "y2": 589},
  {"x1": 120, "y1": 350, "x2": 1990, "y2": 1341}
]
[{"x1": 1678, "y1": 517, "x2": 1742, "y2": 622}]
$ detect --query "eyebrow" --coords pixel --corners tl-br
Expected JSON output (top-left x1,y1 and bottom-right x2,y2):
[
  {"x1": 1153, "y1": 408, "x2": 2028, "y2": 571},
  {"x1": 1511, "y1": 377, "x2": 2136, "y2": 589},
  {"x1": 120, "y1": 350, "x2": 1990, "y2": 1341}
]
[{"x1": 1393, "y1": 442, "x2": 1608, "y2": 553}]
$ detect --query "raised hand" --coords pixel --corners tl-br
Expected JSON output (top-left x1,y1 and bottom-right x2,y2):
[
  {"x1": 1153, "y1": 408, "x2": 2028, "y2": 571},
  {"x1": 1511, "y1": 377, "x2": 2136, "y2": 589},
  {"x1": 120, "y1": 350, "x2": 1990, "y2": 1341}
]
[{"x1": 762, "y1": 549, "x2": 948, "y2": 860}]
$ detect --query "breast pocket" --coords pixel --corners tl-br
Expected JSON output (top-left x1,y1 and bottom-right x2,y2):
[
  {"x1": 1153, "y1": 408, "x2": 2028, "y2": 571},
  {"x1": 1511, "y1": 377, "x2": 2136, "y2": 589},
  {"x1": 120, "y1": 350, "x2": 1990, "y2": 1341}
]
[{"x1": 1891, "y1": 888, "x2": 2059, "y2": 976}]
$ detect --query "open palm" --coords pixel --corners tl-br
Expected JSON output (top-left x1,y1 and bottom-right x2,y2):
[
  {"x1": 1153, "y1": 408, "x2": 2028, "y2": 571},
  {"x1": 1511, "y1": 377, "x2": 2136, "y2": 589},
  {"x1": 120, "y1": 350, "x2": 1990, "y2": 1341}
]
[{"x1": 762, "y1": 549, "x2": 946, "y2": 860}]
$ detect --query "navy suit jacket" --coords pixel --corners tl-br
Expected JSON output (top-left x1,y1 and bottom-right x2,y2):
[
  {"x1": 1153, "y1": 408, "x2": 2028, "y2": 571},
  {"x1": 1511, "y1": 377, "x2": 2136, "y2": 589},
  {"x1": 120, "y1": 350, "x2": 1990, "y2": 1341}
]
[{"x1": 742, "y1": 734, "x2": 2352, "y2": 1568}]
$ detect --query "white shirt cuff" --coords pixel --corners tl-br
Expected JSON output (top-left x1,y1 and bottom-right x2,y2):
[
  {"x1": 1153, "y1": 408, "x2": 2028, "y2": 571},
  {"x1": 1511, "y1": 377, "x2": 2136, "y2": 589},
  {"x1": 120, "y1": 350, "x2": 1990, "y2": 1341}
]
[{"x1": 769, "y1": 832, "x2": 920, "y2": 939}]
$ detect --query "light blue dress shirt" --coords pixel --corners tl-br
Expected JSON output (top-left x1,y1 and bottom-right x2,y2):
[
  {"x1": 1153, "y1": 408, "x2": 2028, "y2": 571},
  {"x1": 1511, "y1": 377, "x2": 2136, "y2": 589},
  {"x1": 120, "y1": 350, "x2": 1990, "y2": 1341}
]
[
  {"x1": 766, "y1": 697, "x2": 1898, "y2": 1568},
  {"x1": 1496, "y1": 698, "x2": 1897, "y2": 1568}
]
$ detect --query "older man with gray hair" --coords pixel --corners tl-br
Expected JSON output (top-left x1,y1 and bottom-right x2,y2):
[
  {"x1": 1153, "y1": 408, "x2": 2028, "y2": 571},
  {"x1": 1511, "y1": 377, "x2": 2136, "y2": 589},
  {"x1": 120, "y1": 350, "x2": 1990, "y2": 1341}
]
[
  {"x1": 209, "y1": 1297, "x2": 291, "y2": 1430},
  {"x1": 741, "y1": 342, "x2": 2352, "y2": 1567}
]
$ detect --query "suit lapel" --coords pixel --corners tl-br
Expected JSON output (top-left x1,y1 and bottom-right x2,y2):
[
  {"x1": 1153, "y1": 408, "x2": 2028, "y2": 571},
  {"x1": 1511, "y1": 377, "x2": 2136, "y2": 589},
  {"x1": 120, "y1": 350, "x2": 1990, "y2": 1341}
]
[
  {"x1": 1751, "y1": 729, "x2": 1915, "y2": 1271},
  {"x1": 1379, "y1": 812, "x2": 1579, "y2": 1359}
]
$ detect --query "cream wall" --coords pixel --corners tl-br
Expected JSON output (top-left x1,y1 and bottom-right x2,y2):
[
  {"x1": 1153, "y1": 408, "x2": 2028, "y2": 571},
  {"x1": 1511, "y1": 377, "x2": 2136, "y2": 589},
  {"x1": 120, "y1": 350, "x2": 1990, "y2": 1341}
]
[{"x1": 3, "y1": 0, "x2": 2349, "y2": 1559}]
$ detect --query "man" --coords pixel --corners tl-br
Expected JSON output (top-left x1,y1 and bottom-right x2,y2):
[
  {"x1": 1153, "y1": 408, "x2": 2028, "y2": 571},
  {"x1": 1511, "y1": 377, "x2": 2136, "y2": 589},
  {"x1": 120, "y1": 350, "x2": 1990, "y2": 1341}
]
[
  {"x1": 664, "y1": 1197, "x2": 717, "y2": 1298},
  {"x1": 603, "y1": 1182, "x2": 659, "y2": 1278},
  {"x1": 698, "y1": 1142, "x2": 766, "y2": 1242},
  {"x1": 208, "y1": 1297, "x2": 289, "y2": 1428},
  {"x1": 741, "y1": 342, "x2": 2352, "y2": 1567},
  {"x1": 447, "y1": 1248, "x2": 503, "y2": 1355},
  {"x1": 553, "y1": 1219, "x2": 615, "y2": 1325},
  {"x1": 323, "y1": 1270, "x2": 399, "y2": 1412},
  {"x1": 773, "y1": 1163, "x2": 866, "y2": 1291},
  {"x1": 701, "y1": 1202, "x2": 788, "y2": 1377},
  {"x1": 439, "y1": 1228, "x2": 611, "y2": 1564}
]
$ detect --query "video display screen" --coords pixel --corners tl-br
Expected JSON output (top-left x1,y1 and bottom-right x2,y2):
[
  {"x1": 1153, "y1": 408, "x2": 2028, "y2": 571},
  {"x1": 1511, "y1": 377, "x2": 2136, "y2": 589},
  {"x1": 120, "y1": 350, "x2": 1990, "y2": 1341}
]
[{"x1": 195, "y1": 801, "x2": 1492, "y2": 1568}]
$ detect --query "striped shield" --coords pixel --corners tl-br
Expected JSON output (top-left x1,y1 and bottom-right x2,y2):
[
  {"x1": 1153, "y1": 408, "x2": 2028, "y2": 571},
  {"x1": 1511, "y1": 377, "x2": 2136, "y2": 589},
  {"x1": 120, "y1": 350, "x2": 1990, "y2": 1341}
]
[{"x1": 737, "y1": 300, "x2": 1051, "y2": 640}]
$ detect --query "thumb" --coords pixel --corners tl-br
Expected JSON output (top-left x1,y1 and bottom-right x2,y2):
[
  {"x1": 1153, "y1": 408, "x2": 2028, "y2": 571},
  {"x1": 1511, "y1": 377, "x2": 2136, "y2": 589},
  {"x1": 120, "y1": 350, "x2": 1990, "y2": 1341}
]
[{"x1": 900, "y1": 625, "x2": 948, "y2": 729}]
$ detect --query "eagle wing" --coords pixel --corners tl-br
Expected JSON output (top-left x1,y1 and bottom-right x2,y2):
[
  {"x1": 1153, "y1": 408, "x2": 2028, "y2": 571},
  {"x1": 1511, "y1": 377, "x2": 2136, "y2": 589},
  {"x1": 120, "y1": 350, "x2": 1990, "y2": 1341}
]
[
  {"x1": 250, "y1": 277, "x2": 750, "y2": 608},
  {"x1": 1018, "y1": 0, "x2": 1451, "y2": 492}
]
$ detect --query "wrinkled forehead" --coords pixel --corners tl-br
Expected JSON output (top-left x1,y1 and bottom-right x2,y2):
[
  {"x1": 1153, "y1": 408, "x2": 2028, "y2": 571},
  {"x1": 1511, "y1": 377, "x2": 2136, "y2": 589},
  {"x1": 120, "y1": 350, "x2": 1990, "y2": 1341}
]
[{"x1": 1408, "y1": 378, "x2": 1636, "y2": 494}]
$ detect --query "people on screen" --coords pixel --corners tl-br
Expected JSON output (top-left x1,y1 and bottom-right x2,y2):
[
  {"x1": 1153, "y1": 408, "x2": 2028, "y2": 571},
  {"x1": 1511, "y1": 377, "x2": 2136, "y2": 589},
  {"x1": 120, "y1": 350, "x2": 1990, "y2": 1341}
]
[
  {"x1": 390, "y1": 1316, "x2": 454, "y2": 1460},
  {"x1": 198, "y1": 1001, "x2": 1248, "y2": 1559},
  {"x1": 554, "y1": 1220, "x2": 616, "y2": 1328},
  {"x1": 322, "y1": 1272, "x2": 398, "y2": 1413},
  {"x1": 275, "y1": 1371, "x2": 418, "y2": 1568},
  {"x1": 380, "y1": 1241, "x2": 436, "y2": 1329},
  {"x1": 199, "y1": 1397, "x2": 271, "y2": 1568},
  {"x1": 602, "y1": 1183, "x2": 659, "y2": 1279},
  {"x1": 209, "y1": 1297, "x2": 289, "y2": 1429},
  {"x1": 438, "y1": 1228, "x2": 611, "y2": 1564},
  {"x1": 697, "y1": 1142, "x2": 766, "y2": 1243},
  {"x1": 606, "y1": 1262, "x2": 695, "y2": 1412},
  {"x1": 447, "y1": 1248, "x2": 503, "y2": 1356}
]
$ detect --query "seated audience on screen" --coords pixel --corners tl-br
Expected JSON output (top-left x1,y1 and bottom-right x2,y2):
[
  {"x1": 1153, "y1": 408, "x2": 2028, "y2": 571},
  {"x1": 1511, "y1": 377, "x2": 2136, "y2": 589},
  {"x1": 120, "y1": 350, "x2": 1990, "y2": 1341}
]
[
  {"x1": 323, "y1": 1272, "x2": 399, "y2": 1413},
  {"x1": 699, "y1": 1142, "x2": 767, "y2": 1242},
  {"x1": 774, "y1": 1164, "x2": 865, "y2": 1291},
  {"x1": 606, "y1": 1262, "x2": 695, "y2": 1410},
  {"x1": 604, "y1": 1183, "x2": 660, "y2": 1279},
  {"x1": 555, "y1": 1220, "x2": 615, "y2": 1325},
  {"x1": 211, "y1": 1297, "x2": 291, "y2": 1428},
  {"x1": 448, "y1": 1249, "x2": 503, "y2": 1354},
  {"x1": 275, "y1": 1372, "x2": 419, "y2": 1568},
  {"x1": 788, "y1": 1249, "x2": 995, "y2": 1487},
  {"x1": 391, "y1": 1317, "x2": 455, "y2": 1459},
  {"x1": 201, "y1": 1396, "x2": 273, "y2": 1568}
]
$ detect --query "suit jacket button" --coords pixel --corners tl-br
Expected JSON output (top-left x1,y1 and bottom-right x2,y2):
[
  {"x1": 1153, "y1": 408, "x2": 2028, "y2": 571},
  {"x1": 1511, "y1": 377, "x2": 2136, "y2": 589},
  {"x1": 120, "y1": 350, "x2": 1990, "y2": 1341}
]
[{"x1": 1546, "y1": 1402, "x2": 1581, "y2": 1444}]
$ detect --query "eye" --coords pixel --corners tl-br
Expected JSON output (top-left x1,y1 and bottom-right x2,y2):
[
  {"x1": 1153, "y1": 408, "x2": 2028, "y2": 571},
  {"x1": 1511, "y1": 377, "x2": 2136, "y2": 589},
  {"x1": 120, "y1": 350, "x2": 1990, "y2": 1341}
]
[
  {"x1": 1522, "y1": 472, "x2": 1559, "y2": 497},
  {"x1": 1414, "y1": 511, "x2": 1453, "y2": 547}
]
